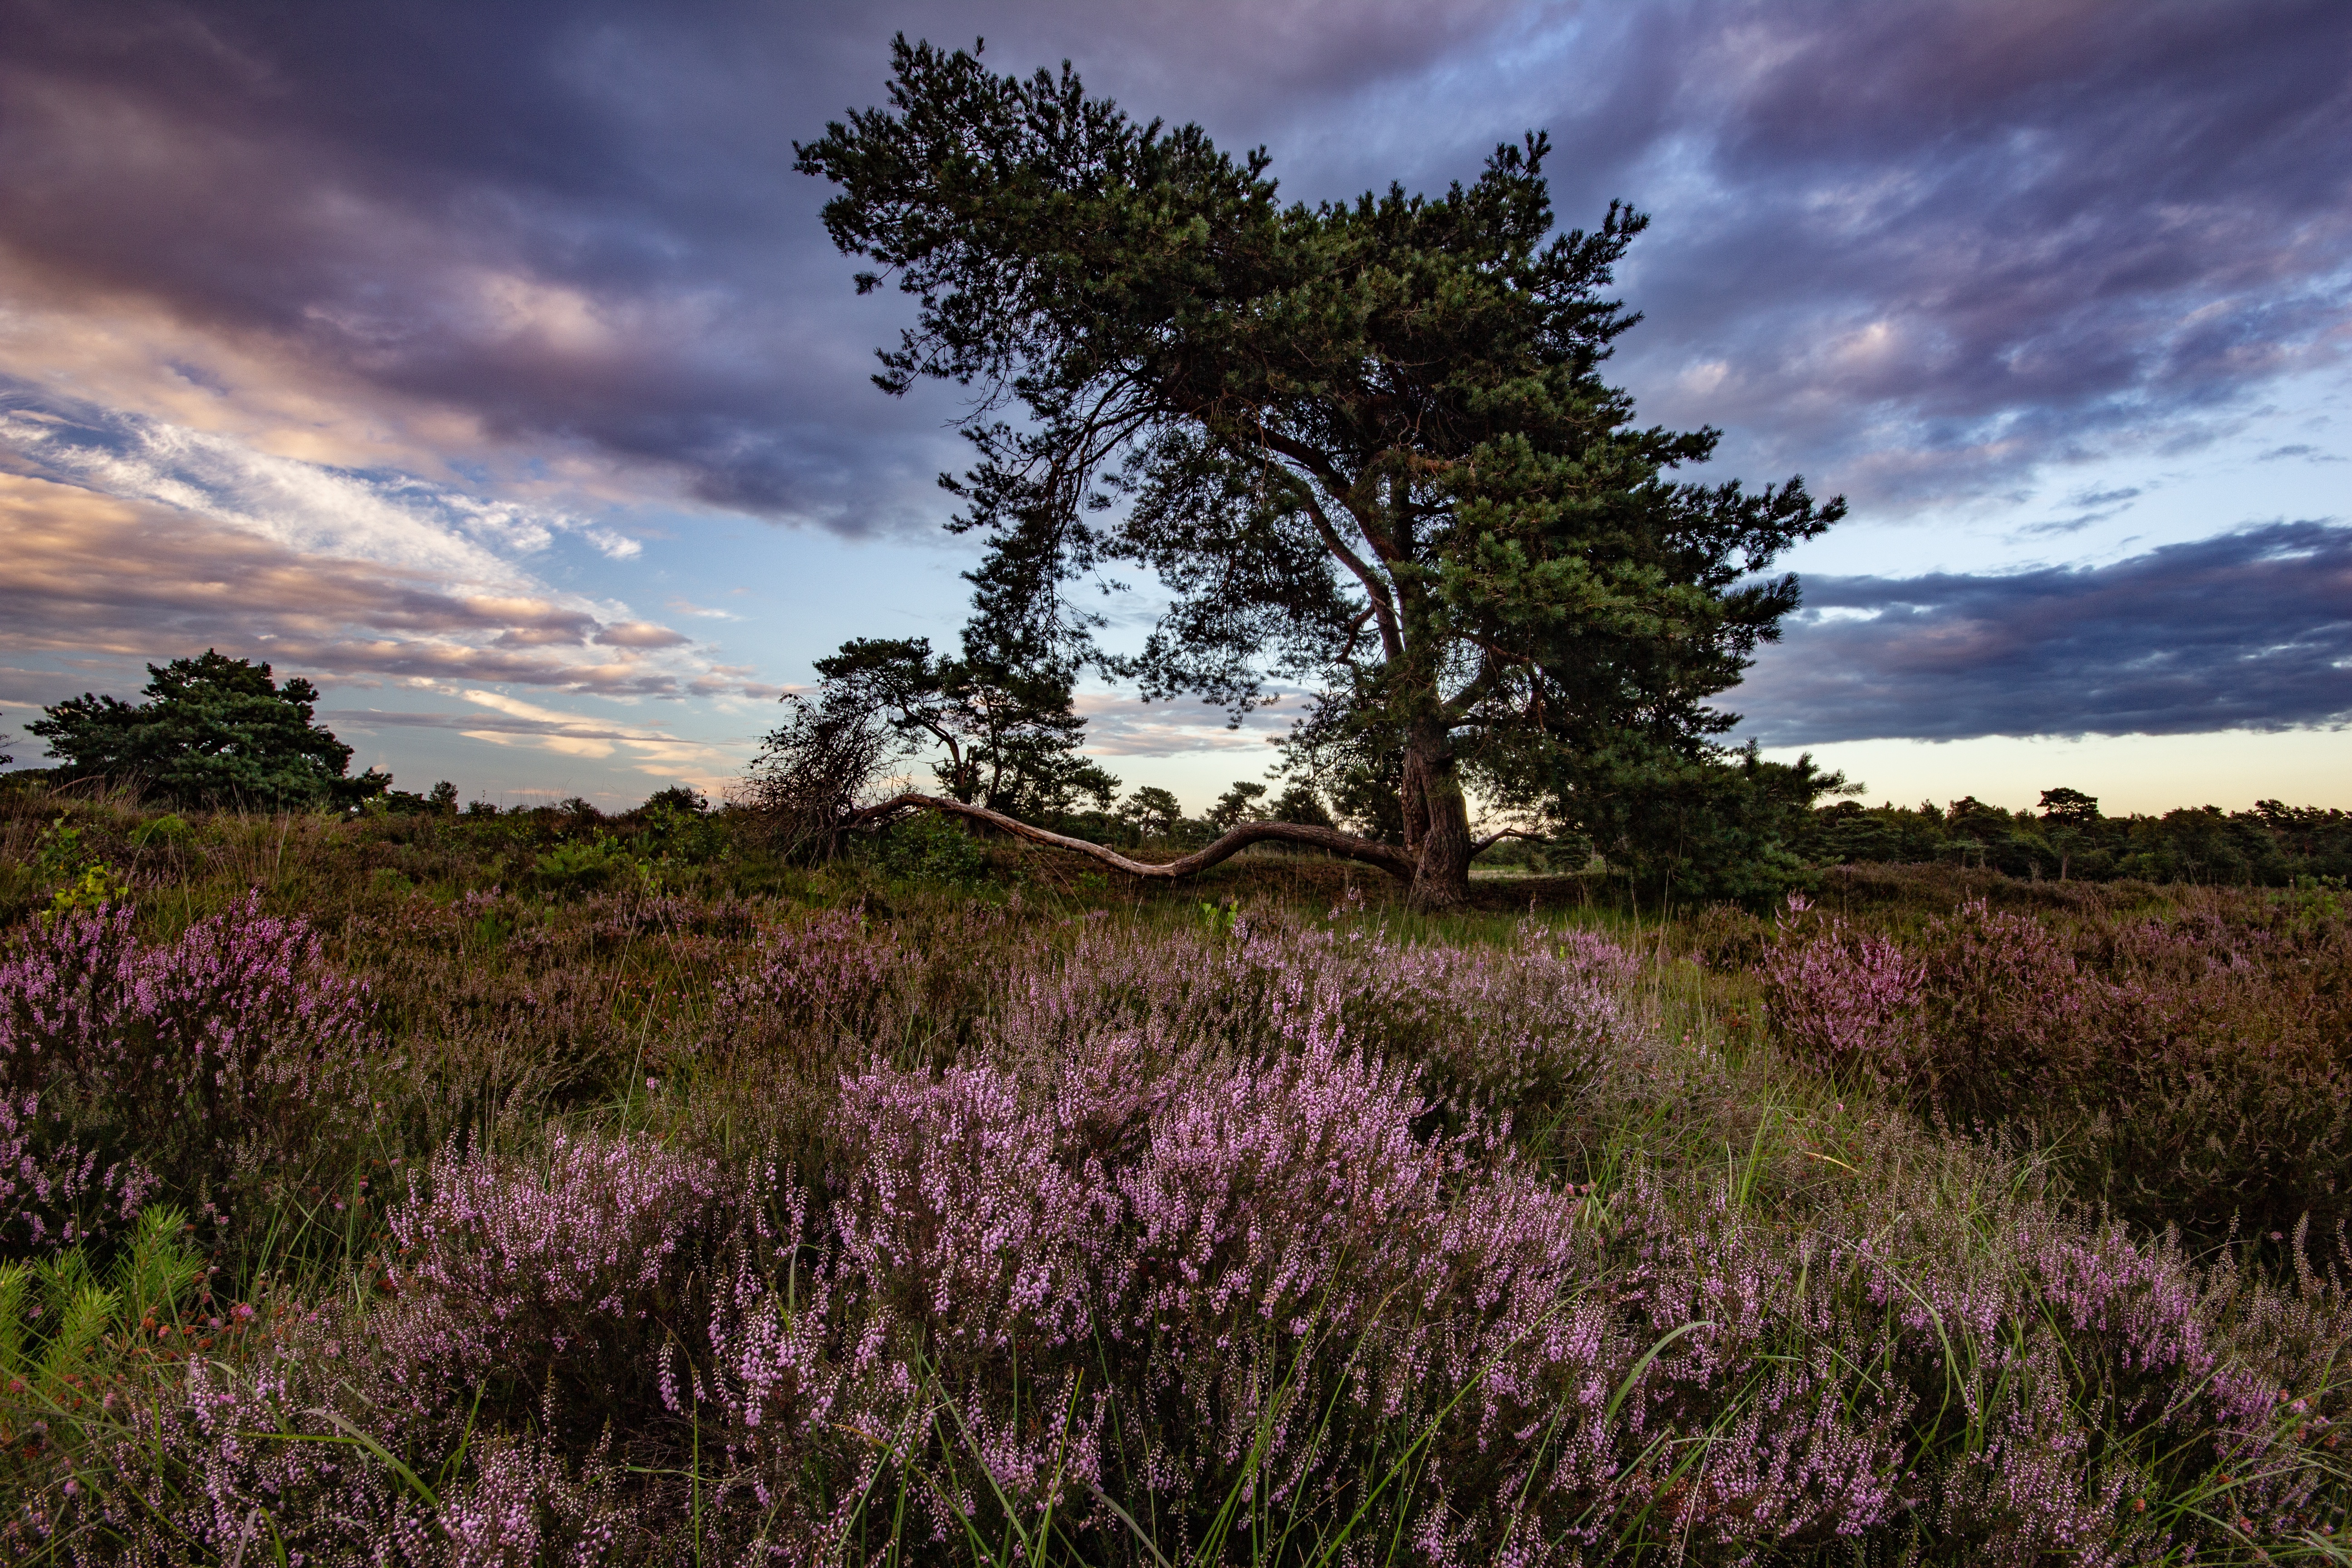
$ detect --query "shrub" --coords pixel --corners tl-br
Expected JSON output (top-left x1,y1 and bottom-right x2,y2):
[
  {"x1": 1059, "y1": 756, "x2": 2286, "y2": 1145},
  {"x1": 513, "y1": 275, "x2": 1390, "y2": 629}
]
[
  {"x1": 1686, "y1": 900, "x2": 1771, "y2": 970},
  {"x1": 381, "y1": 1130, "x2": 729, "y2": 1436},
  {"x1": 709, "y1": 906, "x2": 910, "y2": 1052},
  {"x1": 530, "y1": 834, "x2": 645, "y2": 898},
  {"x1": 876, "y1": 809, "x2": 987, "y2": 885},
  {"x1": 1762, "y1": 897, "x2": 2352, "y2": 1243},
  {"x1": 0, "y1": 895, "x2": 375, "y2": 1240},
  {"x1": 0, "y1": 1092, "x2": 155, "y2": 1253},
  {"x1": 76, "y1": 1355, "x2": 636, "y2": 1566},
  {"x1": 967, "y1": 918, "x2": 1644, "y2": 1133},
  {"x1": 525, "y1": 1018, "x2": 2352, "y2": 1561},
  {"x1": 28, "y1": 816, "x2": 129, "y2": 923},
  {"x1": 126, "y1": 813, "x2": 195, "y2": 848}
]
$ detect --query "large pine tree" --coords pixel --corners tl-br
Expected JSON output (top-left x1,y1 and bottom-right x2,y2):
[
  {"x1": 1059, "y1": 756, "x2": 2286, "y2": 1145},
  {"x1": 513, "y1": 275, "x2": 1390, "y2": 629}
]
[{"x1": 798, "y1": 39, "x2": 1841, "y2": 908}]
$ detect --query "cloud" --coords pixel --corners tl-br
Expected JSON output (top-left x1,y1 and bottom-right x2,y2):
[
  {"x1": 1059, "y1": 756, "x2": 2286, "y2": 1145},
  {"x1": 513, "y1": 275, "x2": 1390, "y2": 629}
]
[
  {"x1": 2, "y1": 0, "x2": 2342, "y2": 536},
  {"x1": 1074, "y1": 691, "x2": 1288, "y2": 758},
  {"x1": 0, "y1": 451, "x2": 760, "y2": 698},
  {"x1": 1554, "y1": 0, "x2": 2352, "y2": 507},
  {"x1": 0, "y1": 387, "x2": 662, "y2": 578},
  {"x1": 0, "y1": 0, "x2": 971, "y2": 532},
  {"x1": 2011, "y1": 494, "x2": 2140, "y2": 539},
  {"x1": 323, "y1": 697, "x2": 745, "y2": 774},
  {"x1": 2012, "y1": 515, "x2": 2107, "y2": 539},
  {"x1": 1729, "y1": 521, "x2": 2352, "y2": 744},
  {"x1": 593, "y1": 621, "x2": 693, "y2": 649}
]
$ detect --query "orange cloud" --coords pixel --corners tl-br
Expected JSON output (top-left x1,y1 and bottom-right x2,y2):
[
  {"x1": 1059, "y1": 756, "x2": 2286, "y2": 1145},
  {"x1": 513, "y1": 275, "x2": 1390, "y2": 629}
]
[{"x1": 0, "y1": 472, "x2": 741, "y2": 697}]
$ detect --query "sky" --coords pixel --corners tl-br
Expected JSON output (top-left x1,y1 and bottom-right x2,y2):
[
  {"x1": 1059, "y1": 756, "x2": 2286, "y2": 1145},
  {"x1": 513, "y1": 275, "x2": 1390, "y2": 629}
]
[{"x1": 1, "y1": 0, "x2": 2347, "y2": 816}]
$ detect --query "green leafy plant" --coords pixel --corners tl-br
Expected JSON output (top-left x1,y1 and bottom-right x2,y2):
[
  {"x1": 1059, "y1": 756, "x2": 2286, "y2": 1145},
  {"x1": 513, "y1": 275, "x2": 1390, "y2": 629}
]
[
  {"x1": 878, "y1": 811, "x2": 988, "y2": 885},
  {"x1": 531, "y1": 835, "x2": 647, "y2": 898},
  {"x1": 32, "y1": 816, "x2": 129, "y2": 922},
  {"x1": 368, "y1": 867, "x2": 417, "y2": 898},
  {"x1": 630, "y1": 788, "x2": 731, "y2": 869},
  {"x1": 125, "y1": 813, "x2": 194, "y2": 848},
  {"x1": 0, "y1": 1205, "x2": 206, "y2": 1460},
  {"x1": 44, "y1": 864, "x2": 129, "y2": 922}
]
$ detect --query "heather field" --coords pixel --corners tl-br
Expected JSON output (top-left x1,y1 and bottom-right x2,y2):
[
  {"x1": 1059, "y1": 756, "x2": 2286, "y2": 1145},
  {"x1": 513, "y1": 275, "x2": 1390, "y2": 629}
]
[{"x1": 2, "y1": 788, "x2": 2348, "y2": 1566}]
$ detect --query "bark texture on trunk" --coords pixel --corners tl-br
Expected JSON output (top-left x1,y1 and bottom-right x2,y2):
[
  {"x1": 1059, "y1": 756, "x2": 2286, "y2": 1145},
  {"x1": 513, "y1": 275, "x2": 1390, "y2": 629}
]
[{"x1": 1401, "y1": 725, "x2": 1473, "y2": 911}]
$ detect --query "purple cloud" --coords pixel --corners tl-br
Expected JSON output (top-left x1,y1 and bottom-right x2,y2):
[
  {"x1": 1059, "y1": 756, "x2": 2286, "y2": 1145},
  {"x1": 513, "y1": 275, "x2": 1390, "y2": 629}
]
[
  {"x1": 1579, "y1": 0, "x2": 2352, "y2": 504},
  {"x1": 1730, "y1": 520, "x2": 2352, "y2": 744},
  {"x1": 3, "y1": 0, "x2": 2341, "y2": 527}
]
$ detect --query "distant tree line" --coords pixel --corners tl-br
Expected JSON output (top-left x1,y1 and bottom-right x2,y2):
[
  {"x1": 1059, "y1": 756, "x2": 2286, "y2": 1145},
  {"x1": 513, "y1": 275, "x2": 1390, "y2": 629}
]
[
  {"x1": 19, "y1": 651, "x2": 2335, "y2": 897},
  {"x1": 1800, "y1": 789, "x2": 2351, "y2": 887}
]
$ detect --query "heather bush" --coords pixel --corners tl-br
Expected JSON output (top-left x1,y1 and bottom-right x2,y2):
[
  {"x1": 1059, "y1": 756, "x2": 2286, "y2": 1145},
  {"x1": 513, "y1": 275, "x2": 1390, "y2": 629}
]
[
  {"x1": 380, "y1": 1130, "x2": 730, "y2": 1437},
  {"x1": 770, "y1": 1027, "x2": 2346, "y2": 1565},
  {"x1": 74, "y1": 1351, "x2": 636, "y2": 1566},
  {"x1": 387, "y1": 946, "x2": 666, "y2": 1123},
  {"x1": 775, "y1": 1025, "x2": 1903, "y2": 1564},
  {"x1": 971, "y1": 917, "x2": 1644, "y2": 1132},
  {"x1": 1762, "y1": 896, "x2": 2352, "y2": 1244},
  {"x1": 0, "y1": 895, "x2": 376, "y2": 1247},
  {"x1": 0, "y1": 1092, "x2": 155, "y2": 1253},
  {"x1": 710, "y1": 905, "x2": 910, "y2": 1051},
  {"x1": 29, "y1": 1138, "x2": 724, "y2": 1562},
  {"x1": 1686, "y1": 900, "x2": 1771, "y2": 970},
  {"x1": 70, "y1": 1009, "x2": 2351, "y2": 1564}
]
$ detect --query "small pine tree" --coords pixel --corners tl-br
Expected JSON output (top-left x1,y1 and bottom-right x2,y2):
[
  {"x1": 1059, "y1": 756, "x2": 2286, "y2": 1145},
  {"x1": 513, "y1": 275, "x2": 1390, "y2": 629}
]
[{"x1": 26, "y1": 651, "x2": 385, "y2": 809}]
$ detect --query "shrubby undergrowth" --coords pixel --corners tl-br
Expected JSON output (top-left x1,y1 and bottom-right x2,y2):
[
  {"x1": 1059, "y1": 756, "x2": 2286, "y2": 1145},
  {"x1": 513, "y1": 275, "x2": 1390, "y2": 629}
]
[
  {"x1": 0, "y1": 789, "x2": 2345, "y2": 1563},
  {"x1": 0, "y1": 896, "x2": 372, "y2": 1258},
  {"x1": 1762, "y1": 889, "x2": 2352, "y2": 1247}
]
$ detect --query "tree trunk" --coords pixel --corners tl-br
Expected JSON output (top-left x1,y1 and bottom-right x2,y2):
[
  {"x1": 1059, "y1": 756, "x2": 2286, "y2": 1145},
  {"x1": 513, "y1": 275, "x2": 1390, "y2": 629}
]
[
  {"x1": 1401, "y1": 724, "x2": 1473, "y2": 912},
  {"x1": 848, "y1": 794, "x2": 1419, "y2": 883}
]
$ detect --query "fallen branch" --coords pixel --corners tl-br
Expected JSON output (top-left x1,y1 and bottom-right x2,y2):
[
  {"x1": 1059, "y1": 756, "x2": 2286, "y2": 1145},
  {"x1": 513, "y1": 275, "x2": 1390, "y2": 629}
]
[{"x1": 846, "y1": 793, "x2": 1420, "y2": 882}]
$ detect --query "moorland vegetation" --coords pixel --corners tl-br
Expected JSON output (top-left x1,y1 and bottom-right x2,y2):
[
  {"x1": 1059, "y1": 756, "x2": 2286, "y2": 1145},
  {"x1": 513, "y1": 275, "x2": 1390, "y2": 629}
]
[{"x1": 0, "y1": 777, "x2": 2345, "y2": 1565}]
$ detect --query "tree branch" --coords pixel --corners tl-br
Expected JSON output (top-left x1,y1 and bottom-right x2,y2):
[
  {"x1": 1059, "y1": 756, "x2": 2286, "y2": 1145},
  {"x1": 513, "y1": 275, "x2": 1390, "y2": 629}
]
[
  {"x1": 1254, "y1": 426, "x2": 1405, "y2": 564},
  {"x1": 1471, "y1": 826, "x2": 1551, "y2": 855},
  {"x1": 1442, "y1": 649, "x2": 1511, "y2": 723},
  {"x1": 847, "y1": 793, "x2": 1420, "y2": 882},
  {"x1": 1289, "y1": 488, "x2": 1403, "y2": 659}
]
